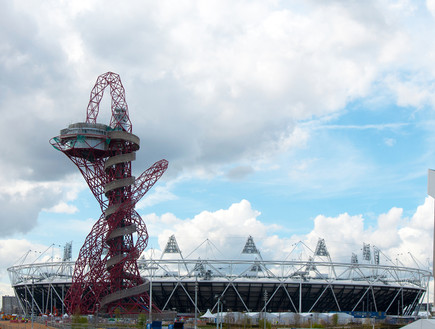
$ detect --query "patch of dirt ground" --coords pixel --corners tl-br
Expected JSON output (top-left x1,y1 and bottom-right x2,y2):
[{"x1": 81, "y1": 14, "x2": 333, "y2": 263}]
[{"x1": 0, "y1": 321, "x2": 57, "y2": 329}]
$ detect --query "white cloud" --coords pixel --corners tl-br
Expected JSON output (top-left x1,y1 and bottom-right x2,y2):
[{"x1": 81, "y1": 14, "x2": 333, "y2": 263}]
[
  {"x1": 137, "y1": 185, "x2": 177, "y2": 209},
  {"x1": 43, "y1": 202, "x2": 78, "y2": 214},
  {"x1": 3, "y1": 197, "x2": 433, "y2": 301},
  {"x1": 2, "y1": 3, "x2": 435, "y2": 303},
  {"x1": 384, "y1": 137, "x2": 396, "y2": 146},
  {"x1": 0, "y1": 175, "x2": 86, "y2": 237},
  {"x1": 427, "y1": 0, "x2": 435, "y2": 18},
  {"x1": 0, "y1": 239, "x2": 61, "y2": 287},
  {"x1": 147, "y1": 199, "x2": 270, "y2": 258},
  {"x1": 385, "y1": 74, "x2": 435, "y2": 108},
  {"x1": 307, "y1": 212, "x2": 366, "y2": 254},
  {"x1": 1, "y1": 0, "x2": 434, "y2": 232},
  {"x1": 225, "y1": 165, "x2": 254, "y2": 180},
  {"x1": 140, "y1": 198, "x2": 432, "y2": 271}
]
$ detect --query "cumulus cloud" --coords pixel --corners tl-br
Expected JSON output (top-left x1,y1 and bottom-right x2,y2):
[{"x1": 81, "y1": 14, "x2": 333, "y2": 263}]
[
  {"x1": 0, "y1": 282, "x2": 14, "y2": 298},
  {"x1": 0, "y1": 0, "x2": 417, "y2": 178},
  {"x1": 0, "y1": 176, "x2": 86, "y2": 237},
  {"x1": 142, "y1": 199, "x2": 288, "y2": 260},
  {"x1": 144, "y1": 198, "x2": 433, "y2": 270},
  {"x1": 225, "y1": 165, "x2": 254, "y2": 181},
  {"x1": 3, "y1": 197, "x2": 433, "y2": 298},
  {"x1": 43, "y1": 202, "x2": 79, "y2": 214},
  {"x1": 137, "y1": 185, "x2": 178, "y2": 209},
  {"x1": 302, "y1": 199, "x2": 433, "y2": 268},
  {"x1": 428, "y1": 0, "x2": 435, "y2": 18},
  {"x1": 1, "y1": 1, "x2": 435, "y2": 261},
  {"x1": 0, "y1": 239, "x2": 61, "y2": 291}
]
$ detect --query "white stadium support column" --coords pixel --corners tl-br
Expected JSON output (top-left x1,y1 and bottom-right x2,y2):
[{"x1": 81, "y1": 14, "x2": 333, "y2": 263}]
[{"x1": 427, "y1": 169, "x2": 435, "y2": 305}]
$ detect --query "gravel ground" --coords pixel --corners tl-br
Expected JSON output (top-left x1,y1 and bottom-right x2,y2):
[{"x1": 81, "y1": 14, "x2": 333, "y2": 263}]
[{"x1": 0, "y1": 320, "x2": 58, "y2": 329}]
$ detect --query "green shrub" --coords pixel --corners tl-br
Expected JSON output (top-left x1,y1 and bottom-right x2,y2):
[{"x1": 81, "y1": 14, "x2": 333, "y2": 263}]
[
  {"x1": 258, "y1": 319, "x2": 271, "y2": 329},
  {"x1": 71, "y1": 310, "x2": 88, "y2": 329},
  {"x1": 137, "y1": 313, "x2": 147, "y2": 327}
]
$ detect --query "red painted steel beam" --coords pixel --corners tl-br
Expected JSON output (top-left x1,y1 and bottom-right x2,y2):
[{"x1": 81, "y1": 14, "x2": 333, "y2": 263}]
[{"x1": 50, "y1": 72, "x2": 167, "y2": 315}]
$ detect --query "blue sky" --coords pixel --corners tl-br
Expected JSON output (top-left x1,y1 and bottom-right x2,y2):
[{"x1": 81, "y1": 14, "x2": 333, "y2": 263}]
[{"x1": 1, "y1": 0, "x2": 435, "y2": 300}]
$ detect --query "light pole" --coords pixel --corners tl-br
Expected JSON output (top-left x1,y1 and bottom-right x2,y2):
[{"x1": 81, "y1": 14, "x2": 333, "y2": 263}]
[
  {"x1": 263, "y1": 290, "x2": 268, "y2": 329},
  {"x1": 215, "y1": 295, "x2": 220, "y2": 329},
  {"x1": 31, "y1": 278, "x2": 34, "y2": 329},
  {"x1": 147, "y1": 266, "x2": 158, "y2": 324},
  {"x1": 150, "y1": 274, "x2": 153, "y2": 323},
  {"x1": 194, "y1": 279, "x2": 198, "y2": 329},
  {"x1": 220, "y1": 300, "x2": 225, "y2": 329},
  {"x1": 95, "y1": 303, "x2": 99, "y2": 328}
]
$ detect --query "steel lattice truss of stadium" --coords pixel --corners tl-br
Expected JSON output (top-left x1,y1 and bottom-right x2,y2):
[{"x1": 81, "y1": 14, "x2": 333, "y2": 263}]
[{"x1": 7, "y1": 236, "x2": 431, "y2": 316}]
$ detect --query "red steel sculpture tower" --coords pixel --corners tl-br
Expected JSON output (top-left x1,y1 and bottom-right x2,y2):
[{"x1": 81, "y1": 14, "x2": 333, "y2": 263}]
[{"x1": 50, "y1": 72, "x2": 168, "y2": 314}]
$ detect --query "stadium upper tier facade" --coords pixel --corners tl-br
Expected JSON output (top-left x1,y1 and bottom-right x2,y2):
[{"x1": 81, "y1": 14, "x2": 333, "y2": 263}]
[{"x1": 7, "y1": 237, "x2": 431, "y2": 316}]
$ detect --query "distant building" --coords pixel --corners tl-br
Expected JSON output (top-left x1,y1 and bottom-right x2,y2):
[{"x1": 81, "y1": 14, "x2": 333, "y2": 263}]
[
  {"x1": 417, "y1": 302, "x2": 434, "y2": 316},
  {"x1": 2, "y1": 296, "x2": 19, "y2": 314}
]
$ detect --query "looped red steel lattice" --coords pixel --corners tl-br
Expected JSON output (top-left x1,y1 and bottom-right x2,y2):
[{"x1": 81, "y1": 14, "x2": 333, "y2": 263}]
[
  {"x1": 86, "y1": 72, "x2": 132, "y2": 132},
  {"x1": 51, "y1": 72, "x2": 168, "y2": 315}
]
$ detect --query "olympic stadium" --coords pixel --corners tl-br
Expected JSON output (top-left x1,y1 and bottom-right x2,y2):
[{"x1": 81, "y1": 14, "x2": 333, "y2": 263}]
[
  {"x1": 8, "y1": 72, "x2": 429, "y2": 319},
  {"x1": 7, "y1": 235, "x2": 431, "y2": 317}
]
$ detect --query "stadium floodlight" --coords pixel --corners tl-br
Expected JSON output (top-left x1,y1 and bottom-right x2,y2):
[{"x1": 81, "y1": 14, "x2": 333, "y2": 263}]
[
  {"x1": 374, "y1": 247, "x2": 380, "y2": 265},
  {"x1": 314, "y1": 238, "x2": 329, "y2": 257},
  {"x1": 193, "y1": 259, "x2": 206, "y2": 277},
  {"x1": 351, "y1": 253, "x2": 358, "y2": 264},
  {"x1": 63, "y1": 242, "x2": 72, "y2": 262},
  {"x1": 306, "y1": 256, "x2": 317, "y2": 271},
  {"x1": 250, "y1": 260, "x2": 263, "y2": 273},
  {"x1": 242, "y1": 236, "x2": 260, "y2": 255},
  {"x1": 363, "y1": 243, "x2": 371, "y2": 261},
  {"x1": 163, "y1": 235, "x2": 182, "y2": 254}
]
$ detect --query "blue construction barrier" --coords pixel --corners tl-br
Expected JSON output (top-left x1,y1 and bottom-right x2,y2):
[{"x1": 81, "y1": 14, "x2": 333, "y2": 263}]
[
  {"x1": 147, "y1": 321, "x2": 162, "y2": 329},
  {"x1": 152, "y1": 321, "x2": 162, "y2": 329}
]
